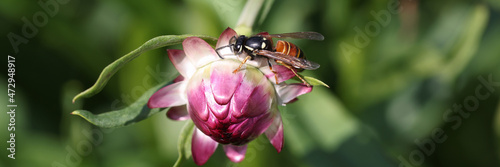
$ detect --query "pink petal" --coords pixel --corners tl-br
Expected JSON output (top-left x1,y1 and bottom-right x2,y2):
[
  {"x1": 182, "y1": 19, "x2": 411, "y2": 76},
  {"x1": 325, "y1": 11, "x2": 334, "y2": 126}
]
[
  {"x1": 183, "y1": 37, "x2": 219, "y2": 68},
  {"x1": 192, "y1": 128, "x2": 219, "y2": 166},
  {"x1": 223, "y1": 145, "x2": 247, "y2": 163},
  {"x1": 216, "y1": 27, "x2": 238, "y2": 48},
  {"x1": 261, "y1": 65, "x2": 296, "y2": 84},
  {"x1": 166, "y1": 105, "x2": 189, "y2": 121},
  {"x1": 277, "y1": 84, "x2": 312, "y2": 104},
  {"x1": 187, "y1": 80, "x2": 209, "y2": 121},
  {"x1": 227, "y1": 112, "x2": 273, "y2": 145},
  {"x1": 204, "y1": 80, "x2": 230, "y2": 120},
  {"x1": 148, "y1": 82, "x2": 186, "y2": 108},
  {"x1": 167, "y1": 49, "x2": 196, "y2": 77},
  {"x1": 286, "y1": 98, "x2": 299, "y2": 104},
  {"x1": 230, "y1": 81, "x2": 272, "y2": 118},
  {"x1": 242, "y1": 85, "x2": 273, "y2": 117},
  {"x1": 209, "y1": 64, "x2": 244, "y2": 105},
  {"x1": 265, "y1": 113, "x2": 284, "y2": 152},
  {"x1": 190, "y1": 111, "x2": 212, "y2": 137},
  {"x1": 173, "y1": 75, "x2": 184, "y2": 83}
]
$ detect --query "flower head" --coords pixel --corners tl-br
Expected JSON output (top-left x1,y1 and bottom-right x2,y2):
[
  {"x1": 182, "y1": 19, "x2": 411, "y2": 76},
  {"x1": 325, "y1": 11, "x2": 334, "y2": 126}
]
[{"x1": 148, "y1": 28, "x2": 313, "y2": 165}]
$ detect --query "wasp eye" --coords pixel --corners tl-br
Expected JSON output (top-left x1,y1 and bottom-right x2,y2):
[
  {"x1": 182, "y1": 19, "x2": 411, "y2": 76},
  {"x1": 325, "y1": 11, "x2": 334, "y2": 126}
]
[{"x1": 232, "y1": 44, "x2": 242, "y2": 54}]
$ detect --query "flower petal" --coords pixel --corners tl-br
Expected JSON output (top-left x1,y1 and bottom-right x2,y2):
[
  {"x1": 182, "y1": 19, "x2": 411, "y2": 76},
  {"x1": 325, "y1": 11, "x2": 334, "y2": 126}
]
[
  {"x1": 187, "y1": 78, "x2": 209, "y2": 121},
  {"x1": 183, "y1": 37, "x2": 219, "y2": 68},
  {"x1": 216, "y1": 27, "x2": 238, "y2": 48},
  {"x1": 231, "y1": 81, "x2": 272, "y2": 118},
  {"x1": 215, "y1": 28, "x2": 238, "y2": 58},
  {"x1": 167, "y1": 49, "x2": 196, "y2": 77},
  {"x1": 265, "y1": 113, "x2": 284, "y2": 152},
  {"x1": 192, "y1": 128, "x2": 218, "y2": 166},
  {"x1": 225, "y1": 111, "x2": 273, "y2": 145},
  {"x1": 223, "y1": 145, "x2": 247, "y2": 163},
  {"x1": 277, "y1": 84, "x2": 312, "y2": 105},
  {"x1": 210, "y1": 61, "x2": 245, "y2": 105},
  {"x1": 261, "y1": 65, "x2": 296, "y2": 84},
  {"x1": 173, "y1": 75, "x2": 185, "y2": 83},
  {"x1": 204, "y1": 81, "x2": 230, "y2": 121},
  {"x1": 147, "y1": 81, "x2": 187, "y2": 108},
  {"x1": 166, "y1": 105, "x2": 189, "y2": 121}
]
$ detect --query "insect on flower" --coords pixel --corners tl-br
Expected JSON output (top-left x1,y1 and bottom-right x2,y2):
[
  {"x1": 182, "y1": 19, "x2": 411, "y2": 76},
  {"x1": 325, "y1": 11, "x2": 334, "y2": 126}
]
[
  {"x1": 147, "y1": 28, "x2": 321, "y2": 165},
  {"x1": 215, "y1": 31, "x2": 324, "y2": 86}
]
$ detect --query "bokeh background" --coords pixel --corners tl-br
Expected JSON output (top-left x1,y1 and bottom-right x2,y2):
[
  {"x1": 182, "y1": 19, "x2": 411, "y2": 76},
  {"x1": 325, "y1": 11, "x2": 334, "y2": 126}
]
[{"x1": 2, "y1": 0, "x2": 500, "y2": 166}]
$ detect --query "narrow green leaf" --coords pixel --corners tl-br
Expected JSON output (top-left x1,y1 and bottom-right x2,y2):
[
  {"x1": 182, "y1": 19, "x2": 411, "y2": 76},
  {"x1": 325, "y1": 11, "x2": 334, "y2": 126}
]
[
  {"x1": 304, "y1": 76, "x2": 330, "y2": 88},
  {"x1": 438, "y1": 4, "x2": 488, "y2": 84},
  {"x1": 73, "y1": 35, "x2": 217, "y2": 103},
  {"x1": 174, "y1": 121, "x2": 195, "y2": 167},
  {"x1": 235, "y1": 0, "x2": 265, "y2": 36},
  {"x1": 71, "y1": 80, "x2": 171, "y2": 128},
  {"x1": 257, "y1": 0, "x2": 275, "y2": 27}
]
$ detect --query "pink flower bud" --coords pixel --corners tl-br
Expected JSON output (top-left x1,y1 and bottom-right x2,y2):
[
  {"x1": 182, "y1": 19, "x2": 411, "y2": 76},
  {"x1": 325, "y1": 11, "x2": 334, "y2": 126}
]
[{"x1": 148, "y1": 28, "x2": 313, "y2": 165}]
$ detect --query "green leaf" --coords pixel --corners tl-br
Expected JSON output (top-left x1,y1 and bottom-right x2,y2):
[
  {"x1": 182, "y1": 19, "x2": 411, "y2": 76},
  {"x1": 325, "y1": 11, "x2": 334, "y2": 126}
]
[
  {"x1": 71, "y1": 80, "x2": 171, "y2": 128},
  {"x1": 72, "y1": 35, "x2": 217, "y2": 103},
  {"x1": 282, "y1": 87, "x2": 356, "y2": 156},
  {"x1": 235, "y1": 0, "x2": 265, "y2": 36},
  {"x1": 437, "y1": 4, "x2": 489, "y2": 83},
  {"x1": 257, "y1": 0, "x2": 275, "y2": 27},
  {"x1": 174, "y1": 121, "x2": 194, "y2": 167},
  {"x1": 304, "y1": 76, "x2": 330, "y2": 88}
]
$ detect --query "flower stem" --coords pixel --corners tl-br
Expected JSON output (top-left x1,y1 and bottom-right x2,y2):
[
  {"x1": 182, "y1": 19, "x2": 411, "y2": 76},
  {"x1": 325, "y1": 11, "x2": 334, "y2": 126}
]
[
  {"x1": 235, "y1": 0, "x2": 265, "y2": 36},
  {"x1": 174, "y1": 121, "x2": 195, "y2": 167}
]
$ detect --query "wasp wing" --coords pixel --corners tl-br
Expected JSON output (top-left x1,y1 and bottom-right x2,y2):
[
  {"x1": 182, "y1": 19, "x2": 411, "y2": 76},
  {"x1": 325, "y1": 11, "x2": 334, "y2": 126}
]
[
  {"x1": 257, "y1": 50, "x2": 320, "y2": 70},
  {"x1": 261, "y1": 32, "x2": 324, "y2": 41}
]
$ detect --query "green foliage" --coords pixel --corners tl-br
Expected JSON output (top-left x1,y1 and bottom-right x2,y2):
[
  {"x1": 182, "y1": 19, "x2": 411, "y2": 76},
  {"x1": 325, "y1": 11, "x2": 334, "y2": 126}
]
[
  {"x1": 71, "y1": 80, "x2": 171, "y2": 128},
  {"x1": 174, "y1": 121, "x2": 195, "y2": 167},
  {"x1": 72, "y1": 35, "x2": 217, "y2": 103},
  {"x1": 304, "y1": 76, "x2": 330, "y2": 88}
]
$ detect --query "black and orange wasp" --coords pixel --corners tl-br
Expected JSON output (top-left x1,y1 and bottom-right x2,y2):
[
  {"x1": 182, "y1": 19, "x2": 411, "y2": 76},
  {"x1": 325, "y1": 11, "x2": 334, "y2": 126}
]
[{"x1": 215, "y1": 31, "x2": 324, "y2": 86}]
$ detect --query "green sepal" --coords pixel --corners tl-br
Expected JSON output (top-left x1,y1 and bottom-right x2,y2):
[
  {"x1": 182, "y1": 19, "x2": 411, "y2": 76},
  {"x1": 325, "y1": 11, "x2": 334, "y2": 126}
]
[
  {"x1": 304, "y1": 76, "x2": 330, "y2": 88},
  {"x1": 73, "y1": 35, "x2": 217, "y2": 103},
  {"x1": 291, "y1": 75, "x2": 330, "y2": 88},
  {"x1": 71, "y1": 80, "x2": 171, "y2": 128}
]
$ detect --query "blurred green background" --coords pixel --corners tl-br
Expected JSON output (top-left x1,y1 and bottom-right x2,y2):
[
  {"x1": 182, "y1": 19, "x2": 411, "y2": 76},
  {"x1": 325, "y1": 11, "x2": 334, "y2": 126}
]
[{"x1": 1, "y1": 0, "x2": 500, "y2": 166}]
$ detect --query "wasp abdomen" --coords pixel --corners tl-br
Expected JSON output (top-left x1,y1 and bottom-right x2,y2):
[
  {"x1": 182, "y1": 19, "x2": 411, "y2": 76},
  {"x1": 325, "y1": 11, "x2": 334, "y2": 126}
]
[
  {"x1": 275, "y1": 40, "x2": 306, "y2": 71},
  {"x1": 275, "y1": 40, "x2": 305, "y2": 59}
]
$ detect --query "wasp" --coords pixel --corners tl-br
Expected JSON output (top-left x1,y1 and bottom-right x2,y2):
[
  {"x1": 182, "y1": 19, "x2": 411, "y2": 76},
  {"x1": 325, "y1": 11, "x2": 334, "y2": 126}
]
[{"x1": 215, "y1": 31, "x2": 324, "y2": 86}]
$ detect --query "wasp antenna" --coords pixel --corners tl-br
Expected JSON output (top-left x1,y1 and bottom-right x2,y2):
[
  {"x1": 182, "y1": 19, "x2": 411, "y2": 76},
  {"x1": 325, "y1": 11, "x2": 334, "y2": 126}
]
[
  {"x1": 215, "y1": 49, "x2": 224, "y2": 59},
  {"x1": 215, "y1": 44, "x2": 233, "y2": 59}
]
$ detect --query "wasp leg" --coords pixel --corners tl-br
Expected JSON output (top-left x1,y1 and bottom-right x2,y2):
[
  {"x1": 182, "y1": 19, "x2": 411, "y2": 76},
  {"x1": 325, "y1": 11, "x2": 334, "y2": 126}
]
[
  {"x1": 277, "y1": 60, "x2": 310, "y2": 87},
  {"x1": 233, "y1": 55, "x2": 252, "y2": 73},
  {"x1": 267, "y1": 59, "x2": 279, "y2": 84}
]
